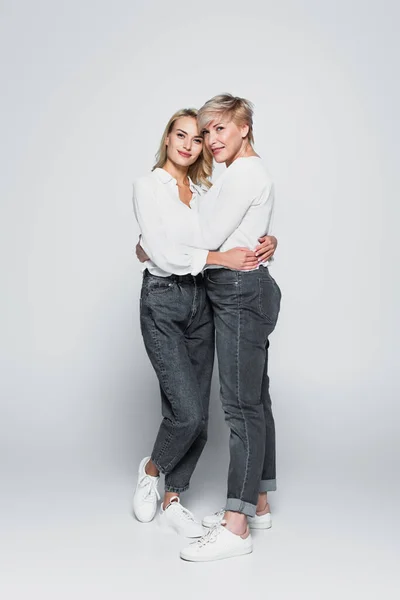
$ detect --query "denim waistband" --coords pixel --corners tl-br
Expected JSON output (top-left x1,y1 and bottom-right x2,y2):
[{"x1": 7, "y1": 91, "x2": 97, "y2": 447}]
[
  {"x1": 205, "y1": 265, "x2": 270, "y2": 282},
  {"x1": 144, "y1": 269, "x2": 203, "y2": 284}
]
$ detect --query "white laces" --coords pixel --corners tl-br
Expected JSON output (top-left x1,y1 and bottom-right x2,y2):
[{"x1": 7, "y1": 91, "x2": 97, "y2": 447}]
[
  {"x1": 138, "y1": 474, "x2": 160, "y2": 503},
  {"x1": 169, "y1": 500, "x2": 198, "y2": 523},
  {"x1": 214, "y1": 508, "x2": 225, "y2": 518},
  {"x1": 195, "y1": 521, "x2": 226, "y2": 547}
]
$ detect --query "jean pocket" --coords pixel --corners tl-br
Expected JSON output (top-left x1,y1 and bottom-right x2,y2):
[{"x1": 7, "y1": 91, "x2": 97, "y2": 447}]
[
  {"x1": 258, "y1": 278, "x2": 281, "y2": 325},
  {"x1": 147, "y1": 280, "x2": 174, "y2": 294},
  {"x1": 205, "y1": 271, "x2": 239, "y2": 286}
]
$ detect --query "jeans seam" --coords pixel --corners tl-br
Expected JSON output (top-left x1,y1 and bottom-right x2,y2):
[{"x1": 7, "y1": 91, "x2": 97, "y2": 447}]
[
  {"x1": 237, "y1": 274, "x2": 250, "y2": 502},
  {"x1": 149, "y1": 319, "x2": 176, "y2": 464}
]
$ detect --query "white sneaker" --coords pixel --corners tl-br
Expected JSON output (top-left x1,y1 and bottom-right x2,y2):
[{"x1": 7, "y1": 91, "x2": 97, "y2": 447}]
[
  {"x1": 202, "y1": 508, "x2": 272, "y2": 530},
  {"x1": 180, "y1": 521, "x2": 253, "y2": 562},
  {"x1": 159, "y1": 496, "x2": 204, "y2": 538},
  {"x1": 132, "y1": 456, "x2": 160, "y2": 523}
]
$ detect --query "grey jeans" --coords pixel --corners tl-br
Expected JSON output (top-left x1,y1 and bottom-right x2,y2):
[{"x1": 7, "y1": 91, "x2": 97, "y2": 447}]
[
  {"x1": 204, "y1": 266, "x2": 281, "y2": 517},
  {"x1": 140, "y1": 270, "x2": 215, "y2": 493}
]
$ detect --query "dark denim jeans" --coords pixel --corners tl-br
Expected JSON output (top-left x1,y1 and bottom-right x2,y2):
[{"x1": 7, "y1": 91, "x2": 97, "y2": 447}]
[
  {"x1": 204, "y1": 266, "x2": 281, "y2": 517},
  {"x1": 140, "y1": 270, "x2": 215, "y2": 493}
]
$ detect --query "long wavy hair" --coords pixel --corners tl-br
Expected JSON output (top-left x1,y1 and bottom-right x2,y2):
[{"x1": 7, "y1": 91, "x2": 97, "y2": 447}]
[{"x1": 152, "y1": 108, "x2": 213, "y2": 189}]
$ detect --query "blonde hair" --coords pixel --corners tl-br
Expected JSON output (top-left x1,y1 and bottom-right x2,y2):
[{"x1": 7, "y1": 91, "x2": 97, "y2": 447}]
[
  {"x1": 197, "y1": 94, "x2": 255, "y2": 146},
  {"x1": 153, "y1": 108, "x2": 213, "y2": 189}
]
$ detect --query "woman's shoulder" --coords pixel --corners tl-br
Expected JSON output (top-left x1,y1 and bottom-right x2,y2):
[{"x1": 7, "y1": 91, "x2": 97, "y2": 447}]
[
  {"x1": 228, "y1": 157, "x2": 273, "y2": 187},
  {"x1": 133, "y1": 171, "x2": 159, "y2": 189},
  {"x1": 132, "y1": 171, "x2": 165, "y2": 199}
]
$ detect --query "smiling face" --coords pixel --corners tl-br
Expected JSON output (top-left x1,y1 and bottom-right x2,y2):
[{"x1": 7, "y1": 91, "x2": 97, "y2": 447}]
[
  {"x1": 201, "y1": 116, "x2": 250, "y2": 166},
  {"x1": 165, "y1": 116, "x2": 204, "y2": 167}
]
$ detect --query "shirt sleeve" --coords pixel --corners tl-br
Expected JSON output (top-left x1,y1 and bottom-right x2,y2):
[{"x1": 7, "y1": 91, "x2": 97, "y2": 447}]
[
  {"x1": 180, "y1": 161, "x2": 274, "y2": 250},
  {"x1": 132, "y1": 178, "x2": 208, "y2": 275}
]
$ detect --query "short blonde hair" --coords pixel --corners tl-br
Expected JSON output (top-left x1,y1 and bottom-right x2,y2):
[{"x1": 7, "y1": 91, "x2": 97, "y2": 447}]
[
  {"x1": 152, "y1": 108, "x2": 213, "y2": 189},
  {"x1": 197, "y1": 94, "x2": 255, "y2": 145}
]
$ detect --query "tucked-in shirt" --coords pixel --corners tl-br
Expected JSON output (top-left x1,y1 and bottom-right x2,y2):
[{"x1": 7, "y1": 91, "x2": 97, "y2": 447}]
[{"x1": 132, "y1": 157, "x2": 275, "y2": 277}]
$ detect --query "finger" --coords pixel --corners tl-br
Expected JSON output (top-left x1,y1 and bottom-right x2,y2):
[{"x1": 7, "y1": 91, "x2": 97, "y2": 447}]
[
  {"x1": 244, "y1": 255, "x2": 258, "y2": 263},
  {"x1": 255, "y1": 244, "x2": 272, "y2": 256},
  {"x1": 243, "y1": 260, "x2": 258, "y2": 268},
  {"x1": 255, "y1": 240, "x2": 273, "y2": 249},
  {"x1": 257, "y1": 252, "x2": 273, "y2": 263},
  {"x1": 258, "y1": 249, "x2": 273, "y2": 260},
  {"x1": 254, "y1": 244, "x2": 274, "y2": 254}
]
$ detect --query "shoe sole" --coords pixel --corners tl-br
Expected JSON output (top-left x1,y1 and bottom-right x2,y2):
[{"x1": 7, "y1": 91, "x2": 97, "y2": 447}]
[{"x1": 180, "y1": 545, "x2": 253, "y2": 562}]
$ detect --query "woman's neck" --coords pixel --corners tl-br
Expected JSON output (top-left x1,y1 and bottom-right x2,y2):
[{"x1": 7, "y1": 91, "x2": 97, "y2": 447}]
[
  {"x1": 162, "y1": 159, "x2": 189, "y2": 185},
  {"x1": 226, "y1": 141, "x2": 259, "y2": 167}
]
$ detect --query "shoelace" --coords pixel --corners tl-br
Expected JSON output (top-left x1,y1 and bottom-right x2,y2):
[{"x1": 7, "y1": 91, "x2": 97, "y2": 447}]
[
  {"x1": 138, "y1": 475, "x2": 160, "y2": 503},
  {"x1": 171, "y1": 503, "x2": 198, "y2": 523},
  {"x1": 195, "y1": 521, "x2": 226, "y2": 547}
]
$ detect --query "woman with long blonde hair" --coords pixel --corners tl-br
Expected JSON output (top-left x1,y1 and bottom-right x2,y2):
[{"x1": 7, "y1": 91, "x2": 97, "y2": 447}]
[{"x1": 131, "y1": 107, "x2": 276, "y2": 538}]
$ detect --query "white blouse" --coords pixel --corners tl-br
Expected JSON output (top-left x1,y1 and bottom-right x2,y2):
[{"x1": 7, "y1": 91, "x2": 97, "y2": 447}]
[
  {"x1": 132, "y1": 157, "x2": 275, "y2": 277},
  {"x1": 132, "y1": 168, "x2": 208, "y2": 277}
]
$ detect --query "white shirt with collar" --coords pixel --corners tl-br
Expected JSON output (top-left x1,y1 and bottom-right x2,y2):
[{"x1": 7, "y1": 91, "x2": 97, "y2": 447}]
[
  {"x1": 132, "y1": 157, "x2": 275, "y2": 277},
  {"x1": 132, "y1": 168, "x2": 209, "y2": 277}
]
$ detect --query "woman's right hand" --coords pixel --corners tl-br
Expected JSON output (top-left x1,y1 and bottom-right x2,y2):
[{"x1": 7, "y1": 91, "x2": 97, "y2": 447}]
[
  {"x1": 136, "y1": 236, "x2": 150, "y2": 263},
  {"x1": 219, "y1": 248, "x2": 259, "y2": 271}
]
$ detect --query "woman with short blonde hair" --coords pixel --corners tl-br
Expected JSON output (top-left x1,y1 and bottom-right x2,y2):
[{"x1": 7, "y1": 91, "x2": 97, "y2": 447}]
[{"x1": 178, "y1": 93, "x2": 282, "y2": 562}]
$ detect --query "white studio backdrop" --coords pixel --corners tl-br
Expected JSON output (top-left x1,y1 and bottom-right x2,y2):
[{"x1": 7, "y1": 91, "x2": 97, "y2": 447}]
[
  {"x1": 1, "y1": 0, "x2": 399, "y2": 481},
  {"x1": 1, "y1": 1, "x2": 399, "y2": 586}
]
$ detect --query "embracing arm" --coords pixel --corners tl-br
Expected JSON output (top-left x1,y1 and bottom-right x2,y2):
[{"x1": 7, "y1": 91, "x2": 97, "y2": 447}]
[
  {"x1": 179, "y1": 165, "x2": 274, "y2": 251},
  {"x1": 133, "y1": 168, "x2": 277, "y2": 274},
  {"x1": 135, "y1": 234, "x2": 261, "y2": 272}
]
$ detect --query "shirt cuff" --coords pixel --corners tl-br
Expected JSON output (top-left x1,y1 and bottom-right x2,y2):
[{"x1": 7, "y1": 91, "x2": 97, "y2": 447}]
[{"x1": 190, "y1": 249, "x2": 209, "y2": 275}]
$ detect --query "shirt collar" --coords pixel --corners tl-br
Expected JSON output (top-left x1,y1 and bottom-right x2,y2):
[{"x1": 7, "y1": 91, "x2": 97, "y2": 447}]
[{"x1": 152, "y1": 168, "x2": 199, "y2": 193}]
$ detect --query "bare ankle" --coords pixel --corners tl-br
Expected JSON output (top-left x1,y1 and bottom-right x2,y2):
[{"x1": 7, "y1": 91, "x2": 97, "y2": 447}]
[
  {"x1": 145, "y1": 459, "x2": 159, "y2": 478},
  {"x1": 256, "y1": 502, "x2": 270, "y2": 516},
  {"x1": 256, "y1": 492, "x2": 269, "y2": 513},
  {"x1": 223, "y1": 511, "x2": 248, "y2": 536},
  {"x1": 162, "y1": 493, "x2": 180, "y2": 510}
]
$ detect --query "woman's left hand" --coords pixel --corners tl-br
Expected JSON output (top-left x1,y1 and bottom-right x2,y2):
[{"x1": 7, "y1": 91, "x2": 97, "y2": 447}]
[{"x1": 255, "y1": 235, "x2": 278, "y2": 263}]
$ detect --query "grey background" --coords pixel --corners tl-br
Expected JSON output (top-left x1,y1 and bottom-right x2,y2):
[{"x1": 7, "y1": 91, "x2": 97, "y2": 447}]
[{"x1": 1, "y1": 0, "x2": 399, "y2": 598}]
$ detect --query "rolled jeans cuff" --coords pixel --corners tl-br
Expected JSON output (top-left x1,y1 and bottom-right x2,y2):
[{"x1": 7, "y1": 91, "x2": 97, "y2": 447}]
[
  {"x1": 164, "y1": 484, "x2": 189, "y2": 494},
  {"x1": 151, "y1": 456, "x2": 191, "y2": 493},
  {"x1": 260, "y1": 479, "x2": 277, "y2": 493},
  {"x1": 225, "y1": 498, "x2": 257, "y2": 518}
]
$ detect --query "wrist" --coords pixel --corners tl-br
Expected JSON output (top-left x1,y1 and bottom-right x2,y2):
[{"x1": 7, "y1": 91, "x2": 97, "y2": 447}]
[{"x1": 206, "y1": 251, "x2": 224, "y2": 266}]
